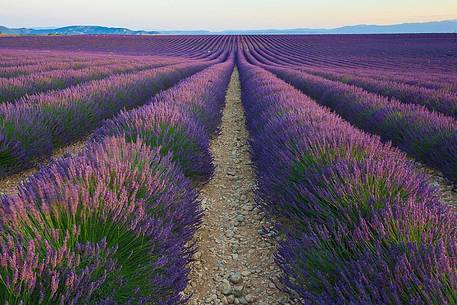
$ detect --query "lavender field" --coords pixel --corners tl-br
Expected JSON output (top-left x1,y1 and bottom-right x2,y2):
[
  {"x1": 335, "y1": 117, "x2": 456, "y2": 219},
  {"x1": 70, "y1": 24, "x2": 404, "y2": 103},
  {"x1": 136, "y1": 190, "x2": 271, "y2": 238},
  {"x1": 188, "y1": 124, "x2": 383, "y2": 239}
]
[{"x1": 0, "y1": 34, "x2": 455, "y2": 305}]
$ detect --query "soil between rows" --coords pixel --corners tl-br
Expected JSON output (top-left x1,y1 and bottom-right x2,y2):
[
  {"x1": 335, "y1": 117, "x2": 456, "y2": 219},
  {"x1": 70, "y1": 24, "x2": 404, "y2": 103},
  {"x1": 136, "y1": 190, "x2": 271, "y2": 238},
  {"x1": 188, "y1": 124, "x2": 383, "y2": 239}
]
[{"x1": 184, "y1": 69, "x2": 291, "y2": 305}]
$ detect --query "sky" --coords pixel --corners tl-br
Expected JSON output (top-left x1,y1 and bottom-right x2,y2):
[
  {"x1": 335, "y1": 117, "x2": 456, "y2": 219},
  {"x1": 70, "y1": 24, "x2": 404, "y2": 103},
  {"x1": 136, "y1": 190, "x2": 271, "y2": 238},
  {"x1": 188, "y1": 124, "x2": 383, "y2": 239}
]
[{"x1": 1, "y1": 0, "x2": 457, "y2": 30}]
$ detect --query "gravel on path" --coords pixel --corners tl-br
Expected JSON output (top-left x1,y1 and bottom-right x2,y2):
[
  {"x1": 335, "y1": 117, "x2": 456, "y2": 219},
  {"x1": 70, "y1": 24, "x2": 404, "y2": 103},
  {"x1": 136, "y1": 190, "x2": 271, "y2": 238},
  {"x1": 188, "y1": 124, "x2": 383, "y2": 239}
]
[{"x1": 184, "y1": 68, "x2": 291, "y2": 305}]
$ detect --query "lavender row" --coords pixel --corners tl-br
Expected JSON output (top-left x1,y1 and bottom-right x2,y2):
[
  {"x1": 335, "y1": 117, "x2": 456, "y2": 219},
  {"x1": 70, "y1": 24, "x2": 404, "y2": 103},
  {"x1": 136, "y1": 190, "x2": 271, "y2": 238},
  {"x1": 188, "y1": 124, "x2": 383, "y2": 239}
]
[
  {"x1": 0, "y1": 58, "x2": 219, "y2": 177},
  {"x1": 0, "y1": 52, "x2": 97, "y2": 68},
  {"x1": 0, "y1": 48, "x2": 148, "y2": 67},
  {"x1": 246, "y1": 39, "x2": 457, "y2": 116},
  {"x1": 0, "y1": 60, "x2": 181, "y2": 103},
  {"x1": 0, "y1": 48, "x2": 183, "y2": 76},
  {"x1": 313, "y1": 66, "x2": 457, "y2": 94},
  {"x1": 302, "y1": 68, "x2": 457, "y2": 118},
  {"x1": 0, "y1": 56, "x2": 234, "y2": 304},
  {"x1": 257, "y1": 61, "x2": 457, "y2": 182},
  {"x1": 0, "y1": 35, "x2": 238, "y2": 58},
  {"x1": 2, "y1": 35, "x2": 457, "y2": 74},
  {"x1": 238, "y1": 53, "x2": 456, "y2": 304},
  {"x1": 242, "y1": 34, "x2": 457, "y2": 74},
  {"x1": 243, "y1": 35, "x2": 457, "y2": 91},
  {"x1": 92, "y1": 55, "x2": 235, "y2": 182},
  {"x1": 0, "y1": 58, "x2": 127, "y2": 78}
]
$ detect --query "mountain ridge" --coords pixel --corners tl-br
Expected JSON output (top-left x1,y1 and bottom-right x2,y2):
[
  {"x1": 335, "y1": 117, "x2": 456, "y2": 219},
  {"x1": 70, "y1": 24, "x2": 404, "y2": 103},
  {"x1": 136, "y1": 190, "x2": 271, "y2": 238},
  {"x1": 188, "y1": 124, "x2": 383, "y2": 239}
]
[
  {"x1": 0, "y1": 25, "x2": 159, "y2": 35},
  {"x1": 1, "y1": 20, "x2": 456, "y2": 35}
]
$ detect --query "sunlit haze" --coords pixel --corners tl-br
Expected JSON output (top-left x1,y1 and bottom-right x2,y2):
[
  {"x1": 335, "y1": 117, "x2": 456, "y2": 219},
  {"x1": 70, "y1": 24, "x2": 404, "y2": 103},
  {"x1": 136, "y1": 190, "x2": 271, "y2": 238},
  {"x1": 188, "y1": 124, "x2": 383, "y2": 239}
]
[{"x1": 1, "y1": 0, "x2": 457, "y2": 30}]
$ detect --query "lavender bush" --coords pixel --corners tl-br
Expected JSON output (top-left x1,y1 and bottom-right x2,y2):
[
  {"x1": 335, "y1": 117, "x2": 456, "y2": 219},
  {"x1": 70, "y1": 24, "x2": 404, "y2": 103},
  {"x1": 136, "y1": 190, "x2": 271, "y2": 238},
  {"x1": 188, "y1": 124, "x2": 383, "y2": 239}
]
[{"x1": 1, "y1": 136, "x2": 200, "y2": 304}]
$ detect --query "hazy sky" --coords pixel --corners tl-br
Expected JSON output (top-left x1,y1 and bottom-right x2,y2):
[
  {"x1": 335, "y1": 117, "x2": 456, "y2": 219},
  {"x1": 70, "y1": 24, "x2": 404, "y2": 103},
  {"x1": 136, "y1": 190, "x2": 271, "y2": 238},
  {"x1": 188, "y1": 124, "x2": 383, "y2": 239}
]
[{"x1": 1, "y1": 0, "x2": 457, "y2": 30}]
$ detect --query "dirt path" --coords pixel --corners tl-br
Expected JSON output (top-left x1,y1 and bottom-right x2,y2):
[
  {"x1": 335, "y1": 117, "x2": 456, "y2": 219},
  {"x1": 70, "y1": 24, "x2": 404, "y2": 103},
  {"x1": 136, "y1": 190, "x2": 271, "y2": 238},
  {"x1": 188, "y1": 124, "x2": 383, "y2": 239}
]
[{"x1": 185, "y1": 68, "x2": 290, "y2": 305}]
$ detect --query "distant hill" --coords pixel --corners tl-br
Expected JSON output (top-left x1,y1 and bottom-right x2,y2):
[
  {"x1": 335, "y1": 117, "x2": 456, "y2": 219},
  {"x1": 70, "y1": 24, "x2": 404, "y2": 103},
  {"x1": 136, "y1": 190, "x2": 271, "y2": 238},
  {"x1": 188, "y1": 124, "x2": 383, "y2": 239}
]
[
  {"x1": 1, "y1": 20, "x2": 456, "y2": 35},
  {"x1": 213, "y1": 20, "x2": 457, "y2": 35},
  {"x1": 153, "y1": 20, "x2": 457, "y2": 35},
  {"x1": 324, "y1": 19, "x2": 457, "y2": 34},
  {"x1": 0, "y1": 25, "x2": 159, "y2": 35}
]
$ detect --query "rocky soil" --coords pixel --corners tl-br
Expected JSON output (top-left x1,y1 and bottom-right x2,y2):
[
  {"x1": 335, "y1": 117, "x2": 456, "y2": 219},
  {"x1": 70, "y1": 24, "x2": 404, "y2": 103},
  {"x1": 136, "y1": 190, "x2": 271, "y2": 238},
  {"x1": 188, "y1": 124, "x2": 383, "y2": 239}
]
[{"x1": 184, "y1": 69, "x2": 291, "y2": 305}]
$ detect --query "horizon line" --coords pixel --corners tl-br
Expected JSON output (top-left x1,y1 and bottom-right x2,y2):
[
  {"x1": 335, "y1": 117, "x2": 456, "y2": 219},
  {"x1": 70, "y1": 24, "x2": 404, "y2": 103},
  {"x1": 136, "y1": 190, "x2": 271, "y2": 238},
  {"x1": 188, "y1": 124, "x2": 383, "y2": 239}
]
[{"x1": 2, "y1": 18, "x2": 457, "y2": 32}]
